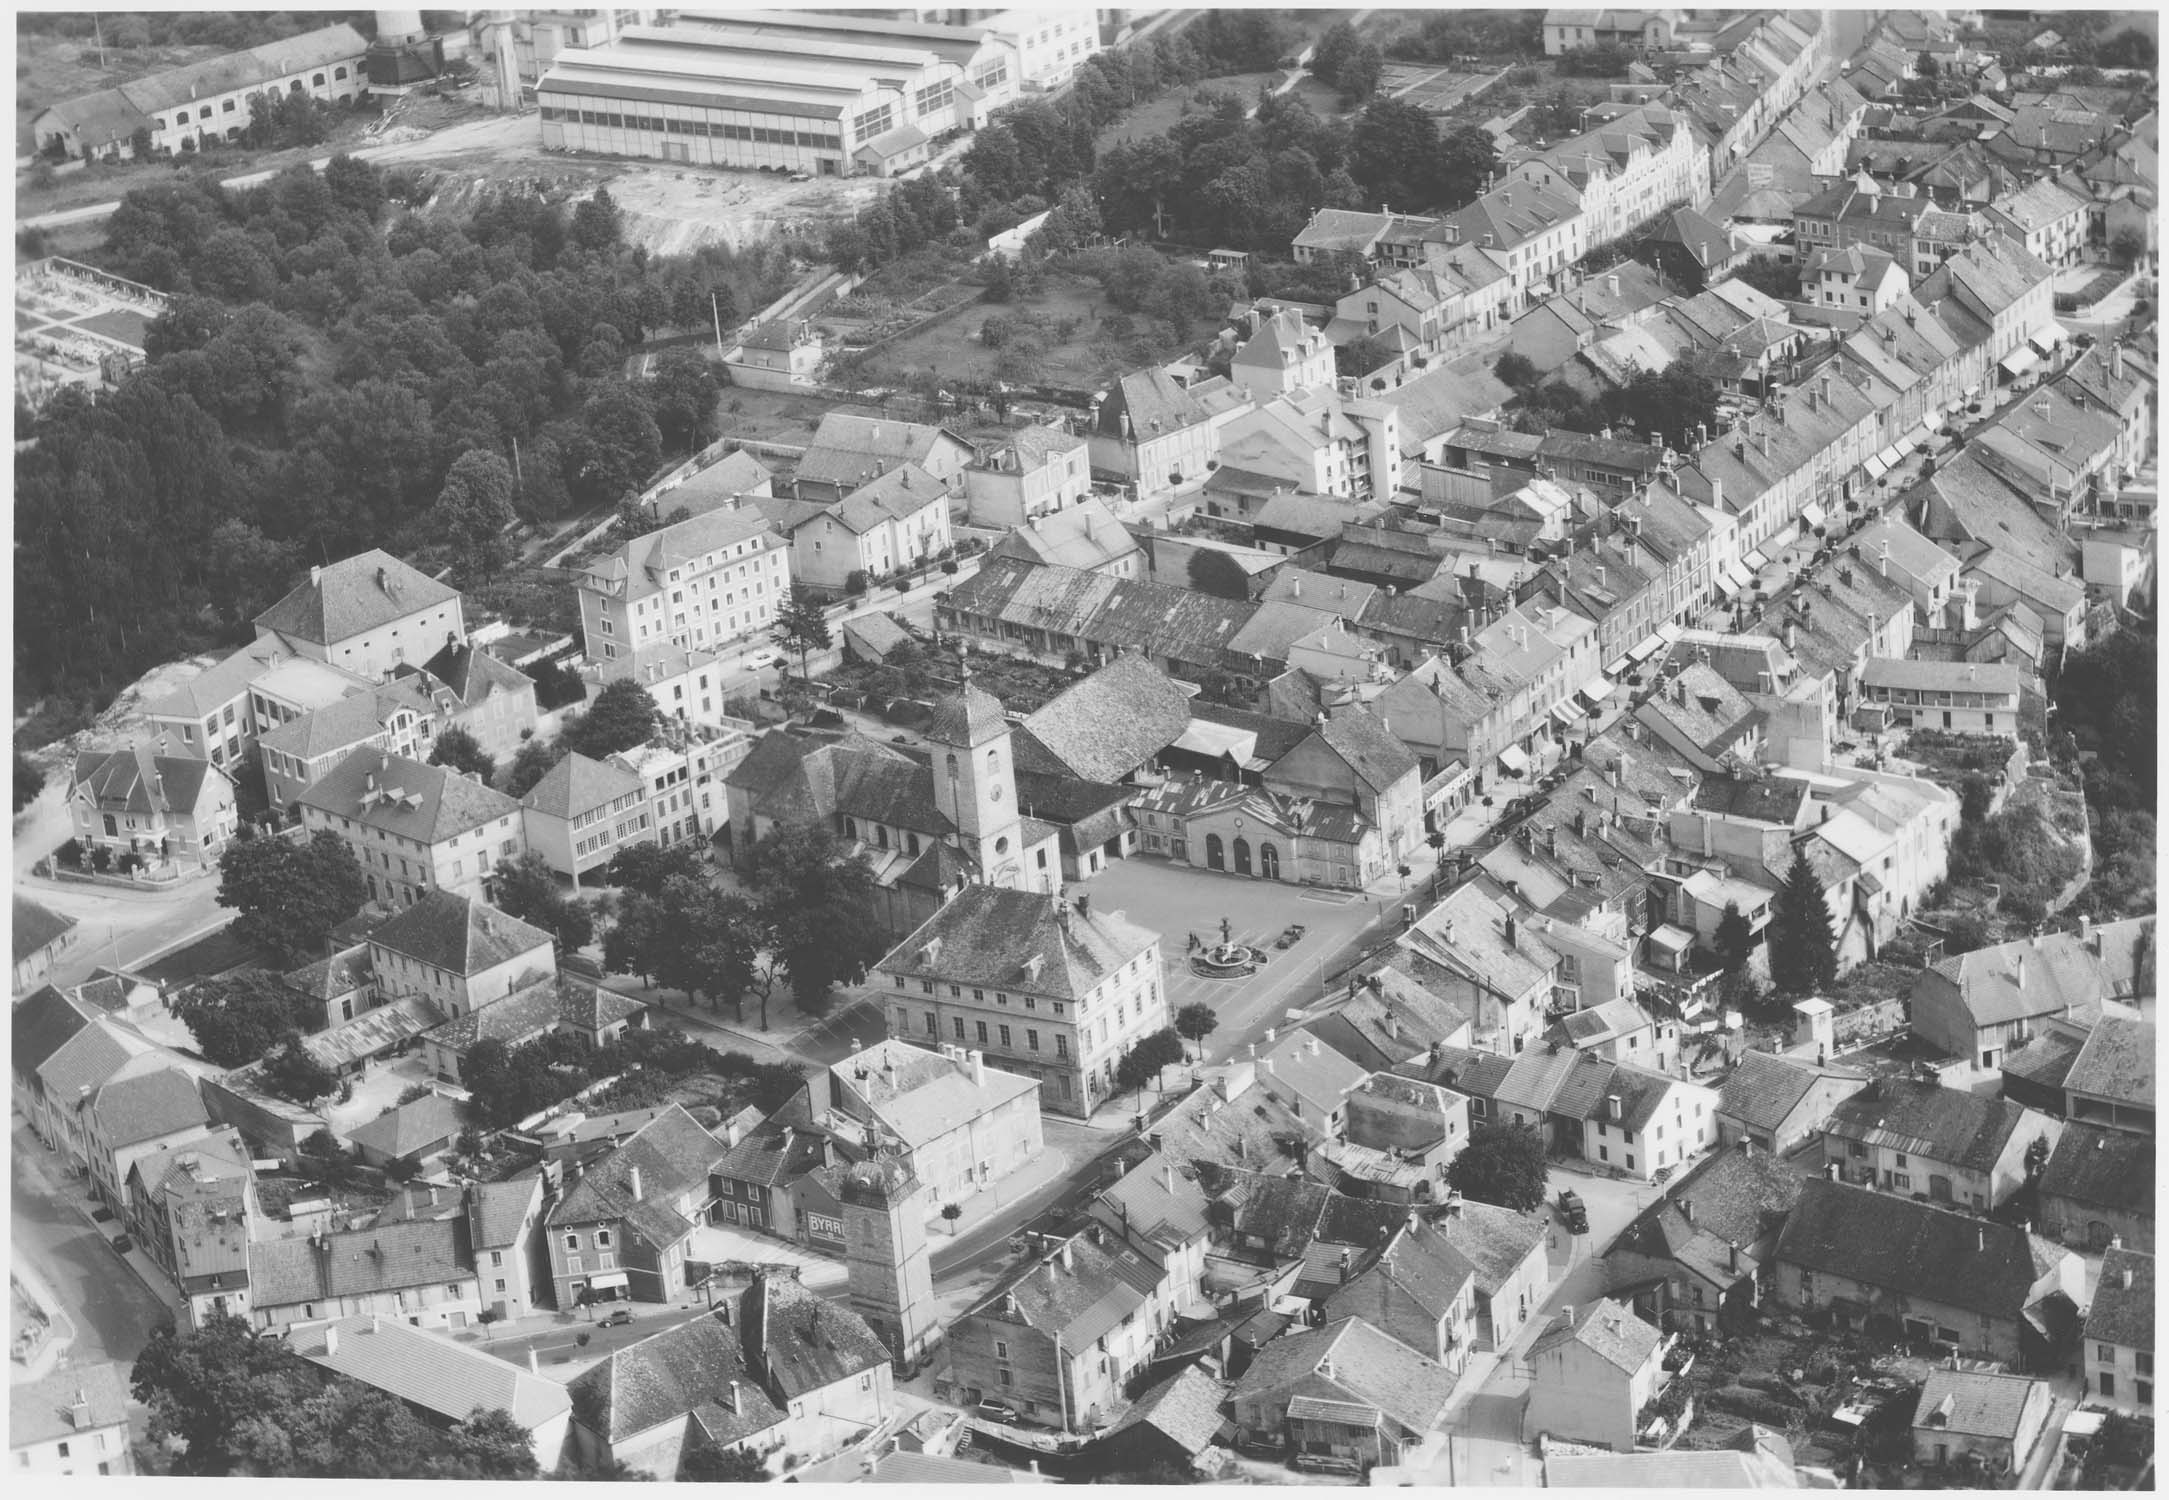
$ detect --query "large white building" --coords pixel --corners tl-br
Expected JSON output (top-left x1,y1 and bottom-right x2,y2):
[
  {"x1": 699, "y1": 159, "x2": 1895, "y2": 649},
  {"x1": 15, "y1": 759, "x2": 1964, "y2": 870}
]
[
  {"x1": 577, "y1": 505, "x2": 790, "y2": 665},
  {"x1": 537, "y1": 11, "x2": 1025, "y2": 176}
]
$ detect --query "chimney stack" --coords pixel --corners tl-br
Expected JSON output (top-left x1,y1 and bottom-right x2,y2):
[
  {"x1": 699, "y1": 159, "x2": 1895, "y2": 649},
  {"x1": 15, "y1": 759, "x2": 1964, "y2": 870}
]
[
  {"x1": 629, "y1": 1167, "x2": 643, "y2": 1201},
  {"x1": 528, "y1": 1346, "x2": 540, "y2": 1375},
  {"x1": 323, "y1": 1327, "x2": 338, "y2": 1357}
]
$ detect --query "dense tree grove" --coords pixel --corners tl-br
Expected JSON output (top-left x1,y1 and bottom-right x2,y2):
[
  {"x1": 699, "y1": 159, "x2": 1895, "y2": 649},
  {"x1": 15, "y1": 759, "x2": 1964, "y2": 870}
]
[
  {"x1": 18, "y1": 155, "x2": 796, "y2": 720},
  {"x1": 131, "y1": 1314, "x2": 538, "y2": 1478}
]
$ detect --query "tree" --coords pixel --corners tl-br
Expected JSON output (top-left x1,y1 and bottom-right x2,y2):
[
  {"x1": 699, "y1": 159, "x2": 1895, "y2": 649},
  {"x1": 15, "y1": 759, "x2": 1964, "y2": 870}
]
[
  {"x1": 172, "y1": 971, "x2": 316, "y2": 1068},
  {"x1": 1494, "y1": 351, "x2": 1539, "y2": 389},
  {"x1": 13, "y1": 748, "x2": 45, "y2": 811},
  {"x1": 569, "y1": 188, "x2": 624, "y2": 254},
  {"x1": 940, "y1": 1202, "x2": 964, "y2": 1235},
  {"x1": 1915, "y1": 49, "x2": 1939, "y2": 78},
  {"x1": 741, "y1": 823, "x2": 888, "y2": 1017},
  {"x1": 440, "y1": 1407, "x2": 541, "y2": 1481},
  {"x1": 1348, "y1": 98, "x2": 1443, "y2": 211},
  {"x1": 1732, "y1": 256, "x2": 1796, "y2": 301},
  {"x1": 1713, "y1": 902, "x2": 1757, "y2": 974},
  {"x1": 1186, "y1": 547, "x2": 1251, "y2": 601},
  {"x1": 216, "y1": 829, "x2": 369, "y2": 960},
  {"x1": 262, "y1": 1035, "x2": 337, "y2": 1104},
  {"x1": 565, "y1": 679, "x2": 660, "y2": 760},
  {"x1": 771, "y1": 586, "x2": 833, "y2": 680},
  {"x1": 1114, "y1": 1028, "x2": 1186, "y2": 1097},
  {"x1": 1767, "y1": 849, "x2": 1839, "y2": 995},
  {"x1": 1446, "y1": 1120, "x2": 1548, "y2": 1212},
  {"x1": 2111, "y1": 228, "x2": 2147, "y2": 269},
  {"x1": 679, "y1": 1435, "x2": 767, "y2": 1482},
  {"x1": 605, "y1": 842, "x2": 704, "y2": 899},
  {"x1": 1174, "y1": 1002, "x2": 1218, "y2": 1058},
  {"x1": 504, "y1": 737, "x2": 565, "y2": 798},
  {"x1": 433, "y1": 449, "x2": 519, "y2": 584},
  {"x1": 645, "y1": 346, "x2": 719, "y2": 455},
  {"x1": 1335, "y1": 333, "x2": 1398, "y2": 380},
  {"x1": 490, "y1": 851, "x2": 596, "y2": 951},
  {"x1": 1435, "y1": 125, "x2": 1499, "y2": 212},
  {"x1": 131, "y1": 1314, "x2": 317, "y2": 1474},
  {"x1": 428, "y1": 725, "x2": 497, "y2": 784}
]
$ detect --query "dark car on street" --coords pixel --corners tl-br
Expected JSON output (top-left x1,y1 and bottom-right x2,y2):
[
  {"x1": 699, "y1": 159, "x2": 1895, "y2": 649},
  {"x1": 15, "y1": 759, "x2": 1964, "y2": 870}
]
[{"x1": 1558, "y1": 1189, "x2": 1588, "y2": 1234}]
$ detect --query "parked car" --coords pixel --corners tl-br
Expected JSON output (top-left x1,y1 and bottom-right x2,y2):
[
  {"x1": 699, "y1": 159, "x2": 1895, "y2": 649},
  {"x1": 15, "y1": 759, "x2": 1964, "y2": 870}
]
[
  {"x1": 599, "y1": 1307, "x2": 634, "y2": 1327},
  {"x1": 111, "y1": 1235, "x2": 134, "y2": 1255},
  {"x1": 1558, "y1": 1189, "x2": 1588, "y2": 1234},
  {"x1": 975, "y1": 1398, "x2": 1018, "y2": 1424},
  {"x1": 1274, "y1": 923, "x2": 1306, "y2": 949}
]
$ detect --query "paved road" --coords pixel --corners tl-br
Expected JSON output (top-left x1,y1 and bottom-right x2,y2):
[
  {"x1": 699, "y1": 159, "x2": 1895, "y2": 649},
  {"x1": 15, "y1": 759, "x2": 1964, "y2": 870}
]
[{"x1": 12, "y1": 1118, "x2": 174, "y2": 1371}]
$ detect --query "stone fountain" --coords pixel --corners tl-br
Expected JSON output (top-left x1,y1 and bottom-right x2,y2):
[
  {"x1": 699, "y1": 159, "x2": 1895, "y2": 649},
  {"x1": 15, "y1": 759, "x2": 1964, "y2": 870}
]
[{"x1": 1188, "y1": 915, "x2": 1262, "y2": 979}]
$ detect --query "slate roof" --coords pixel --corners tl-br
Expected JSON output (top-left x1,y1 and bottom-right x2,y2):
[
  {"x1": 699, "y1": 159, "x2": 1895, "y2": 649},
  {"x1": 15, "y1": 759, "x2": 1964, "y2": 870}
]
[
  {"x1": 1999, "y1": 1030, "x2": 2085, "y2": 1094},
  {"x1": 798, "y1": 411, "x2": 970, "y2": 488},
  {"x1": 1430, "y1": 1197, "x2": 1547, "y2": 1295},
  {"x1": 89, "y1": 1067, "x2": 206, "y2": 1148},
  {"x1": 1607, "y1": 1142, "x2": 1816, "y2": 1288},
  {"x1": 420, "y1": 977, "x2": 571, "y2": 1055},
  {"x1": 1531, "y1": 1297, "x2": 1662, "y2": 1374},
  {"x1": 713, "y1": 1097, "x2": 844, "y2": 1189},
  {"x1": 254, "y1": 549, "x2": 459, "y2": 648},
  {"x1": 1913, "y1": 1368, "x2": 2046, "y2": 1442},
  {"x1": 877, "y1": 884, "x2": 1157, "y2": 1006},
  {"x1": 831, "y1": 1036, "x2": 1041, "y2": 1151},
  {"x1": 298, "y1": 749, "x2": 519, "y2": 845},
  {"x1": 1153, "y1": 1068, "x2": 1319, "y2": 1176},
  {"x1": 366, "y1": 890, "x2": 553, "y2": 978},
  {"x1": 1773, "y1": 1179, "x2": 2063, "y2": 1320},
  {"x1": 1319, "y1": 1221, "x2": 1479, "y2": 1357},
  {"x1": 248, "y1": 1218, "x2": 471, "y2": 1310},
  {"x1": 547, "y1": 1104, "x2": 724, "y2": 1247},
  {"x1": 417, "y1": 640, "x2": 535, "y2": 710},
  {"x1": 467, "y1": 1176, "x2": 542, "y2": 1250},
  {"x1": 1232, "y1": 1316, "x2": 1457, "y2": 1441},
  {"x1": 743, "y1": 1271, "x2": 890, "y2": 1398},
  {"x1": 290, "y1": 1314, "x2": 571, "y2": 1433},
  {"x1": 1098, "y1": 1363, "x2": 1229, "y2": 1455},
  {"x1": 348, "y1": 1092, "x2": 465, "y2": 1162},
  {"x1": 1306, "y1": 708, "x2": 1419, "y2": 792},
  {"x1": 71, "y1": 746, "x2": 222, "y2": 819},
  {"x1": 2065, "y1": 1015, "x2": 2154, "y2": 1107},
  {"x1": 1924, "y1": 931, "x2": 2139, "y2": 1030},
  {"x1": 2085, "y1": 1247, "x2": 2153, "y2": 1350},
  {"x1": 1822, "y1": 1078, "x2": 2045, "y2": 1174},
  {"x1": 1015, "y1": 653, "x2": 1190, "y2": 782},
  {"x1": 569, "y1": 1311, "x2": 783, "y2": 1446},
  {"x1": 2039, "y1": 1123, "x2": 2152, "y2": 1218},
  {"x1": 1094, "y1": 1150, "x2": 1211, "y2": 1252}
]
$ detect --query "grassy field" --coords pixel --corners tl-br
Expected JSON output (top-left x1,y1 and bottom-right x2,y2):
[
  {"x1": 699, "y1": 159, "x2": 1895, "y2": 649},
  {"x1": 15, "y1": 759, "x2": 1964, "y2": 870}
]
[
  {"x1": 845, "y1": 271, "x2": 1179, "y2": 392},
  {"x1": 1095, "y1": 71, "x2": 1281, "y2": 150}
]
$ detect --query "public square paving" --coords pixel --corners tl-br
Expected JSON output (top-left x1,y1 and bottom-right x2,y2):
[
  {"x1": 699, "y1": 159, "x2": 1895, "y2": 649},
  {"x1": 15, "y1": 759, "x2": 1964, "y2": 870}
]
[{"x1": 1072, "y1": 855, "x2": 1397, "y2": 1060}]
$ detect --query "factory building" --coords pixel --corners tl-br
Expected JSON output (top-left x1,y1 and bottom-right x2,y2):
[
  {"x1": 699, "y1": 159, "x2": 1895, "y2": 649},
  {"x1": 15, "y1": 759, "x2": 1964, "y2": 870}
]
[{"x1": 536, "y1": 10, "x2": 1026, "y2": 176}]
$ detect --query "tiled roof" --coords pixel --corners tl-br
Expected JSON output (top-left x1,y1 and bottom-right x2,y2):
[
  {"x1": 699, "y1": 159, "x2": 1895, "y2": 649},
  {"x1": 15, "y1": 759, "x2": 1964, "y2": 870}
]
[
  {"x1": 301, "y1": 993, "x2": 444, "y2": 1073},
  {"x1": 347, "y1": 1092, "x2": 465, "y2": 1161},
  {"x1": 1774, "y1": 1179, "x2": 2063, "y2": 1320},
  {"x1": 89, "y1": 1066, "x2": 206, "y2": 1148},
  {"x1": 798, "y1": 410, "x2": 969, "y2": 487},
  {"x1": 37, "y1": 1017, "x2": 161, "y2": 1108},
  {"x1": 289, "y1": 1314, "x2": 570, "y2": 1433},
  {"x1": 1307, "y1": 707, "x2": 1419, "y2": 792},
  {"x1": 1532, "y1": 1297, "x2": 1662, "y2": 1374},
  {"x1": 519, "y1": 750, "x2": 642, "y2": 822},
  {"x1": 2085, "y1": 1247, "x2": 2153, "y2": 1350},
  {"x1": 1607, "y1": 1142, "x2": 1816, "y2": 1285},
  {"x1": 2039, "y1": 1123, "x2": 2152, "y2": 1218},
  {"x1": 974, "y1": 1226, "x2": 1163, "y2": 1346},
  {"x1": 1999, "y1": 1030, "x2": 2085, "y2": 1093},
  {"x1": 547, "y1": 1104, "x2": 725, "y2": 1245},
  {"x1": 367, "y1": 890, "x2": 554, "y2": 978},
  {"x1": 988, "y1": 497, "x2": 1140, "y2": 573},
  {"x1": 1016, "y1": 653, "x2": 1190, "y2": 782},
  {"x1": 1431, "y1": 1197, "x2": 1546, "y2": 1295},
  {"x1": 1912, "y1": 1368, "x2": 2046, "y2": 1441},
  {"x1": 877, "y1": 884, "x2": 1156, "y2": 1007},
  {"x1": 1100, "y1": 1364, "x2": 1231, "y2": 1455},
  {"x1": 1232, "y1": 1316, "x2": 1457, "y2": 1440},
  {"x1": 297, "y1": 749, "x2": 519, "y2": 845},
  {"x1": 743, "y1": 1272, "x2": 889, "y2": 1398},
  {"x1": 248, "y1": 1218, "x2": 471, "y2": 1309},
  {"x1": 420, "y1": 977, "x2": 570, "y2": 1055},
  {"x1": 1718, "y1": 1051, "x2": 1865, "y2": 1133},
  {"x1": 13, "y1": 896, "x2": 78, "y2": 964},
  {"x1": 70, "y1": 746, "x2": 222, "y2": 819},
  {"x1": 1094, "y1": 1150, "x2": 1210, "y2": 1251},
  {"x1": 1923, "y1": 930, "x2": 2133, "y2": 1030},
  {"x1": 1320, "y1": 1222, "x2": 1478, "y2": 1358},
  {"x1": 569, "y1": 1311, "x2": 782, "y2": 1446},
  {"x1": 468, "y1": 1176, "x2": 543, "y2": 1249},
  {"x1": 1823, "y1": 1078, "x2": 2044, "y2": 1174},
  {"x1": 415, "y1": 640, "x2": 534, "y2": 710},
  {"x1": 9, "y1": 1363, "x2": 131, "y2": 1447},
  {"x1": 254, "y1": 549, "x2": 459, "y2": 648},
  {"x1": 2065, "y1": 1015, "x2": 2154, "y2": 1106},
  {"x1": 831, "y1": 1036, "x2": 1040, "y2": 1151},
  {"x1": 11, "y1": 985, "x2": 95, "y2": 1081}
]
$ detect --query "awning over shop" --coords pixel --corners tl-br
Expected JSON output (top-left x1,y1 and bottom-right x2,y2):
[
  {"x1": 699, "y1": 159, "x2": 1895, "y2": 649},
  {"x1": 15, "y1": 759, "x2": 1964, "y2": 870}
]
[
  {"x1": 586, "y1": 1271, "x2": 630, "y2": 1291},
  {"x1": 1172, "y1": 721, "x2": 1259, "y2": 763},
  {"x1": 1627, "y1": 632, "x2": 1666, "y2": 663},
  {"x1": 1657, "y1": 622, "x2": 1685, "y2": 646},
  {"x1": 1605, "y1": 653, "x2": 1635, "y2": 678},
  {"x1": 1497, "y1": 744, "x2": 1532, "y2": 774},
  {"x1": 2030, "y1": 323, "x2": 2067, "y2": 356},
  {"x1": 1918, "y1": 413, "x2": 1940, "y2": 438},
  {"x1": 2000, "y1": 347, "x2": 2040, "y2": 378},
  {"x1": 1579, "y1": 677, "x2": 1615, "y2": 707},
  {"x1": 1863, "y1": 452, "x2": 1891, "y2": 480},
  {"x1": 1742, "y1": 549, "x2": 1771, "y2": 575},
  {"x1": 1723, "y1": 559, "x2": 1756, "y2": 593},
  {"x1": 1873, "y1": 445, "x2": 1905, "y2": 472},
  {"x1": 1550, "y1": 702, "x2": 1583, "y2": 729},
  {"x1": 1800, "y1": 501, "x2": 1828, "y2": 531},
  {"x1": 1962, "y1": 383, "x2": 1982, "y2": 400}
]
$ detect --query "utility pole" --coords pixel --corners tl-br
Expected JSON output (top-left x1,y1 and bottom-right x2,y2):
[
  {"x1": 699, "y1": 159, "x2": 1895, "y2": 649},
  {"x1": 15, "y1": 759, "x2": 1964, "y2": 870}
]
[{"x1": 711, "y1": 292, "x2": 726, "y2": 359}]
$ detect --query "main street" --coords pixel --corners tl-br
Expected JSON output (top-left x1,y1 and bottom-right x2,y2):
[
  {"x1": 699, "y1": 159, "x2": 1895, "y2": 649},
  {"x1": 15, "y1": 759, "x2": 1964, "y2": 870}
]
[{"x1": 12, "y1": 1118, "x2": 175, "y2": 1373}]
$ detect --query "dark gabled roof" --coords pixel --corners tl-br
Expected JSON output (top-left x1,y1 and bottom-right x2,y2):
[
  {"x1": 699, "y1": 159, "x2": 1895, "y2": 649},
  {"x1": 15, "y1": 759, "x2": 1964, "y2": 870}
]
[
  {"x1": 11, "y1": 985, "x2": 93, "y2": 1080},
  {"x1": 1304, "y1": 709, "x2": 1419, "y2": 793},
  {"x1": 2064, "y1": 1015, "x2": 2155, "y2": 1107},
  {"x1": 2085, "y1": 1247, "x2": 2153, "y2": 1350},
  {"x1": 418, "y1": 639, "x2": 534, "y2": 709},
  {"x1": 296, "y1": 749, "x2": 520, "y2": 845},
  {"x1": 547, "y1": 1104, "x2": 725, "y2": 1246},
  {"x1": 1718, "y1": 1050, "x2": 1866, "y2": 1133},
  {"x1": 469, "y1": 1175, "x2": 543, "y2": 1249},
  {"x1": 13, "y1": 897, "x2": 78, "y2": 964},
  {"x1": 973, "y1": 1227, "x2": 1163, "y2": 1346},
  {"x1": 1822, "y1": 1078, "x2": 2043, "y2": 1174},
  {"x1": 1231, "y1": 1316, "x2": 1457, "y2": 1440},
  {"x1": 1531, "y1": 1297, "x2": 1663, "y2": 1374},
  {"x1": 1098, "y1": 1364, "x2": 1231, "y2": 1456},
  {"x1": 1017, "y1": 653, "x2": 1191, "y2": 782},
  {"x1": 2038, "y1": 1123, "x2": 2153, "y2": 1219},
  {"x1": 89, "y1": 1066, "x2": 206, "y2": 1147},
  {"x1": 248, "y1": 1217, "x2": 471, "y2": 1309},
  {"x1": 877, "y1": 884, "x2": 1157, "y2": 1005},
  {"x1": 1774, "y1": 1179, "x2": 2063, "y2": 1320},
  {"x1": 1607, "y1": 1142, "x2": 1816, "y2": 1283},
  {"x1": 520, "y1": 751, "x2": 642, "y2": 821},
  {"x1": 347, "y1": 1092, "x2": 465, "y2": 1162},
  {"x1": 1999, "y1": 1030, "x2": 2086, "y2": 1093},
  {"x1": 1430, "y1": 1198, "x2": 1546, "y2": 1295},
  {"x1": 366, "y1": 890, "x2": 554, "y2": 978},
  {"x1": 71, "y1": 746, "x2": 222, "y2": 818},
  {"x1": 253, "y1": 549, "x2": 459, "y2": 648}
]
